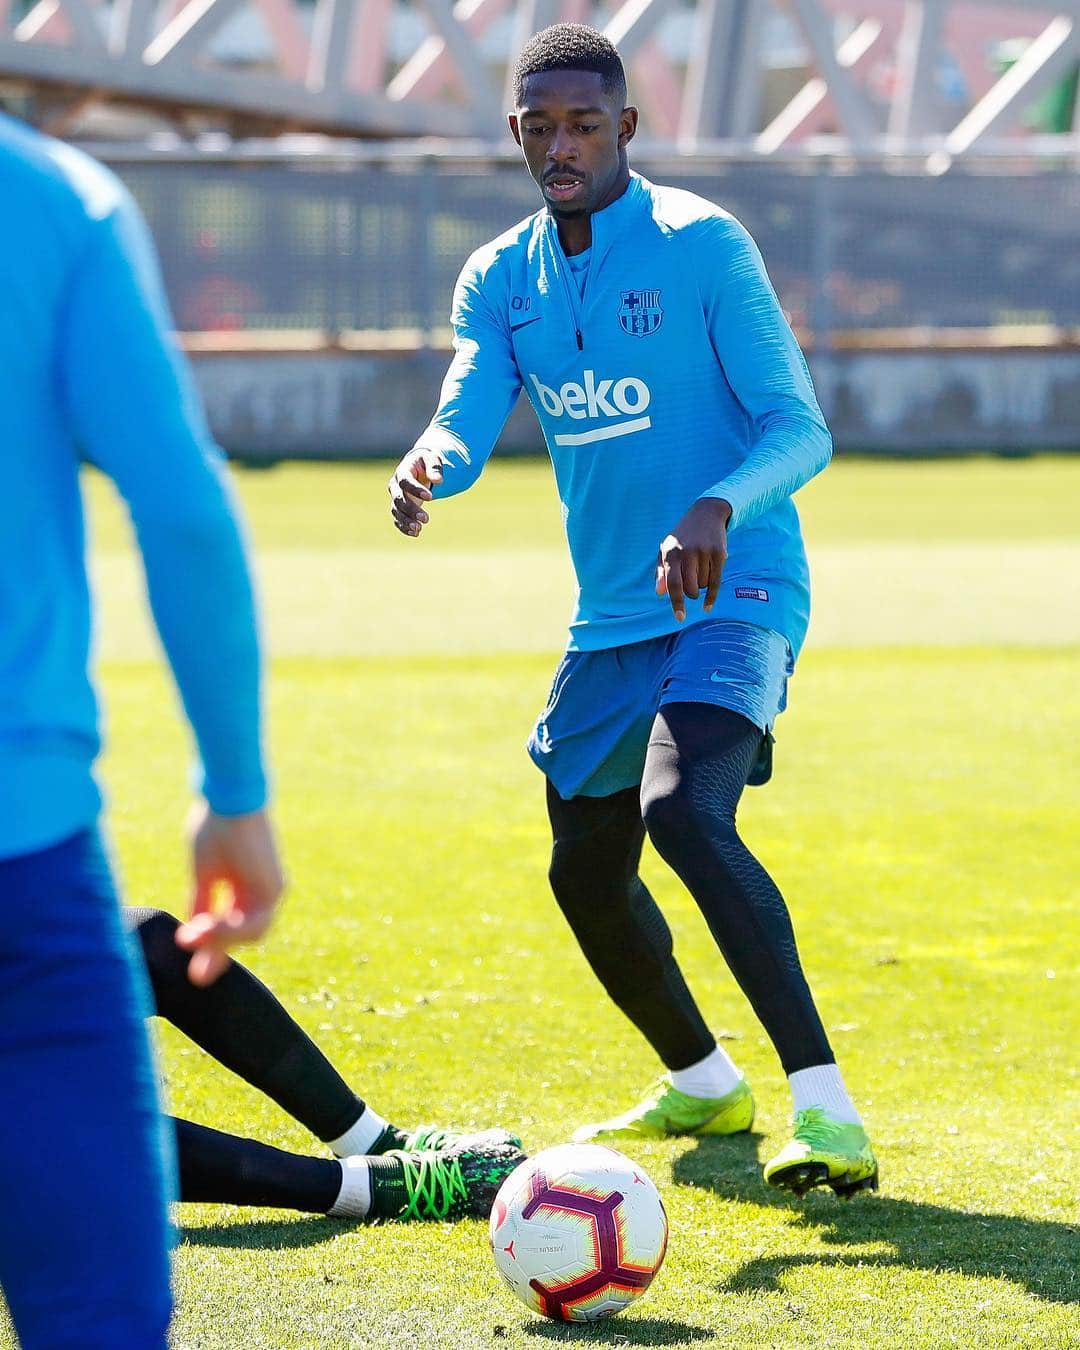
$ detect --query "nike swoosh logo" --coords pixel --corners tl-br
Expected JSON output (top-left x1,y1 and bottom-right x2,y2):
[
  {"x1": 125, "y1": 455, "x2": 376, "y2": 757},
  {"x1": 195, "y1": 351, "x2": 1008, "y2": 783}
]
[
  {"x1": 710, "y1": 672, "x2": 726, "y2": 682},
  {"x1": 510, "y1": 315, "x2": 542, "y2": 333}
]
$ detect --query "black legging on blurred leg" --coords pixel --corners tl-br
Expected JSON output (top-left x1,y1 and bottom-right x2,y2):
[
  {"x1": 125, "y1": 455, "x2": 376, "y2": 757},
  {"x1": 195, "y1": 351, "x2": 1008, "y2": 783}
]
[
  {"x1": 126, "y1": 907, "x2": 365, "y2": 1210},
  {"x1": 547, "y1": 702, "x2": 834, "y2": 1076},
  {"x1": 171, "y1": 1117, "x2": 342, "y2": 1212},
  {"x1": 127, "y1": 907, "x2": 365, "y2": 1141}
]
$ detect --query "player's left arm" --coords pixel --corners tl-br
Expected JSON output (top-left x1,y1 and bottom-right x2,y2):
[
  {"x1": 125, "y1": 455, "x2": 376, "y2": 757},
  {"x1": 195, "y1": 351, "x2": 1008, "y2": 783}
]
[{"x1": 656, "y1": 218, "x2": 831, "y2": 620}]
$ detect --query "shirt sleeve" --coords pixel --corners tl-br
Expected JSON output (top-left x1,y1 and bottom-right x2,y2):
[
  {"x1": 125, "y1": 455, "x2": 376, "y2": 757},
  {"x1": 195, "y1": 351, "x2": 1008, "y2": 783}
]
[
  {"x1": 59, "y1": 189, "x2": 267, "y2": 815},
  {"x1": 419, "y1": 259, "x2": 523, "y2": 500},
  {"x1": 695, "y1": 218, "x2": 832, "y2": 530}
]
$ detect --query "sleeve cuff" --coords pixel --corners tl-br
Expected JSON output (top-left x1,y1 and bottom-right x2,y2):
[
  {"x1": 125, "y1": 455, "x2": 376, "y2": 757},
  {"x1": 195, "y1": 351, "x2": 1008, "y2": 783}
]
[
  {"x1": 194, "y1": 764, "x2": 269, "y2": 817},
  {"x1": 415, "y1": 425, "x2": 474, "y2": 500},
  {"x1": 417, "y1": 424, "x2": 469, "y2": 453},
  {"x1": 700, "y1": 483, "x2": 744, "y2": 531}
]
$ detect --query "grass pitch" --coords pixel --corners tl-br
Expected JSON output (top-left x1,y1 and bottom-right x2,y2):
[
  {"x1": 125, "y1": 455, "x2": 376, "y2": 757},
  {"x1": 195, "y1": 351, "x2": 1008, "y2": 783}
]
[{"x1": 14, "y1": 457, "x2": 1080, "y2": 1348}]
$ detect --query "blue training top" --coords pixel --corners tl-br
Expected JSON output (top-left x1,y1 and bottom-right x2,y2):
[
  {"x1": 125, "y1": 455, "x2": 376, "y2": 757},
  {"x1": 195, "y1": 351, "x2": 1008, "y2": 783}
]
[
  {"x1": 0, "y1": 114, "x2": 267, "y2": 860},
  {"x1": 418, "y1": 172, "x2": 831, "y2": 656}
]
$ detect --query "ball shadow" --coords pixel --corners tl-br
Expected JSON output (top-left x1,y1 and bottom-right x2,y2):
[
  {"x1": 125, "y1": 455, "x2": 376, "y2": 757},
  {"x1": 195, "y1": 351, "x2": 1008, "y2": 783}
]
[{"x1": 522, "y1": 1314, "x2": 714, "y2": 1343}]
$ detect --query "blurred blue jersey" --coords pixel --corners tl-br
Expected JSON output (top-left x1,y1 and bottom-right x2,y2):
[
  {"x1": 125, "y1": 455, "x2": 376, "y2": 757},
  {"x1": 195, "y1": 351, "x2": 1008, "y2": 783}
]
[
  {"x1": 0, "y1": 114, "x2": 267, "y2": 858},
  {"x1": 419, "y1": 173, "x2": 831, "y2": 656}
]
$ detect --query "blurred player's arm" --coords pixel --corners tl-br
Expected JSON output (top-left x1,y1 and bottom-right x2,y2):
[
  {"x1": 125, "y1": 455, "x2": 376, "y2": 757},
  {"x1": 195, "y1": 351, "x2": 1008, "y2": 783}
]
[
  {"x1": 58, "y1": 187, "x2": 283, "y2": 984},
  {"x1": 656, "y1": 219, "x2": 832, "y2": 620},
  {"x1": 389, "y1": 264, "x2": 522, "y2": 537}
]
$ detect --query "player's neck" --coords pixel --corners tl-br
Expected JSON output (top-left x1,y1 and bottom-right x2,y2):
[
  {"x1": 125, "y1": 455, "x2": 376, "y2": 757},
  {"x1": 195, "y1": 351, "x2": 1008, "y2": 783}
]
[
  {"x1": 554, "y1": 163, "x2": 632, "y2": 257},
  {"x1": 555, "y1": 217, "x2": 592, "y2": 256}
]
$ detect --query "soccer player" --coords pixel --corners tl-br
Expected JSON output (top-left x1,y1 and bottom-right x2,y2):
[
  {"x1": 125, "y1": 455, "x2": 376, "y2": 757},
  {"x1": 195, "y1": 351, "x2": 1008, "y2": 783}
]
[
  {"x1": 388, "y1": 24, "x2": 877, "y2": 1199},
  {"x1": 0, "y1": 113, "x2": 284, "y2": 1346},
  {"x1": 130, "y1": 907, "x2": 524, "y2": 1222}
]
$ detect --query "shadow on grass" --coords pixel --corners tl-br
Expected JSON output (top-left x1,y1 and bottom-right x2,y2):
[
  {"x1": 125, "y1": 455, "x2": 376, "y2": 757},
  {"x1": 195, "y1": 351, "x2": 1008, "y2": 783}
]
[
  {"x1": 179, "y1": 1225, "x2": 712, "y2": 1346},
  {"x1": 180, "y1": 1217, "x2": 355, "y2": 1250},
  {"x1": 523, "y1": 1316, "x2": 713, "y2": 1344},
  {"x1": 673, "y1": 1134, "x2": 1079, "y2": 1306}
]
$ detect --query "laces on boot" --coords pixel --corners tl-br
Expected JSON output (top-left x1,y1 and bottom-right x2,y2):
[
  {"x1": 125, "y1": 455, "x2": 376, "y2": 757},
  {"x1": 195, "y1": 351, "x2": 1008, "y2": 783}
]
[
  {"x1": 401, "y1": 1126, "x2": 456, "y2": 1151},
  {"x1": 396, "y1": 1150, "x2": 468, "y2": 1220},
  {"x1": 791, "y1": 1107, "x2": 844, "y2": 1149}
]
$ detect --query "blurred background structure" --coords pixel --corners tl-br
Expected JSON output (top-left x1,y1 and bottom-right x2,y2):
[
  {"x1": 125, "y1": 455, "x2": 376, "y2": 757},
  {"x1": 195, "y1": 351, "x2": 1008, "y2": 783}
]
[
  {"x1": 3, "y1": 0, "x2": 1079, "y2": 149},
  {"x1": 2, "y1": 0, "x2": 1077, "y2": 453}
]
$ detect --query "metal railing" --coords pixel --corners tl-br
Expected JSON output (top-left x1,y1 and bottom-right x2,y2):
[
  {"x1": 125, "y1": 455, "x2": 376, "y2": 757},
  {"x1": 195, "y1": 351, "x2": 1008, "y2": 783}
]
[{"x1": 94, "y1": 147, "x2": 1080, "y2": 346}]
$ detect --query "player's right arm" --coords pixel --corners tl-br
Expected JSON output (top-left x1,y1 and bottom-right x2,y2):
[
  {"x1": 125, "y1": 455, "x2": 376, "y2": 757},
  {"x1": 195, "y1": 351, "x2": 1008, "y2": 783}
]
[
  {"x1": 58, "y1": 186, "x2": 284, "y2": 983},
  {"x1": 389, "y1": 259, "x2": 522, "y2": 537}
]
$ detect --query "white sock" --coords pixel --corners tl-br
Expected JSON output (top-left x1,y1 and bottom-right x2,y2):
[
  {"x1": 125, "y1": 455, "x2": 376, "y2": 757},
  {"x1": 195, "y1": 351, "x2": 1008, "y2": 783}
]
[
  {"x1": 327, "y1": 1156, "x2": 372, "y2": 1219},
  {"x1": 328, "y1": 1106, "x2": 390, "y2": 1158},
  {"x1": 670, "y1": 1044, "x2": 744, "y2": 1099},
  {"x1": 788, "y1": 1064, "x2": 862, "y2": 1125}
]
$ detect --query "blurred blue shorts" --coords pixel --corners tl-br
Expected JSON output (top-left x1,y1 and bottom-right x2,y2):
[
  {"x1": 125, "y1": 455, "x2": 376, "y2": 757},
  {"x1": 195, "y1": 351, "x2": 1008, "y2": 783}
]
[{"x1": 528, "y1": 619, "x2": 794, "y2": 800}]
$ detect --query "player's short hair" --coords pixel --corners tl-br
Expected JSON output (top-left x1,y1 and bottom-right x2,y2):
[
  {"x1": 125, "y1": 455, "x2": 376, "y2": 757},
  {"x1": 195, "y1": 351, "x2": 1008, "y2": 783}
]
[{"x1": 511, "y1": 24, "x2": 627, "y2": 108}]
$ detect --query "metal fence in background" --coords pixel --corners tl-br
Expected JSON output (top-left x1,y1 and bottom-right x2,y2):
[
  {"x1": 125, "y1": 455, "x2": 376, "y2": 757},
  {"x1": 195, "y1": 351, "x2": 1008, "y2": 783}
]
[{"x1": 101, "y1": 150, "x2": 1080, "y2": 341}]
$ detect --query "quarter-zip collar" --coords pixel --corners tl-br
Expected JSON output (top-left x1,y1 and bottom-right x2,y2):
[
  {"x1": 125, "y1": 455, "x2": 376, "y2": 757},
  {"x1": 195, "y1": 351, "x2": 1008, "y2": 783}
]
[
  {"x1": 551, "y1": 239, "x2": 585, "y2": 350},
  {"x1": 545, "y1": 173, "x2": 647, "y2": 351}
]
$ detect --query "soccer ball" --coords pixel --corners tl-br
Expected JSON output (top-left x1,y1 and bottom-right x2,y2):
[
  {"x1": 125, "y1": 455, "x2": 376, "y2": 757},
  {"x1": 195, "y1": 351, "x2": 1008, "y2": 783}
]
[{"x1": 488, "y1": 1143, "x2": 668, "y2": 1323}]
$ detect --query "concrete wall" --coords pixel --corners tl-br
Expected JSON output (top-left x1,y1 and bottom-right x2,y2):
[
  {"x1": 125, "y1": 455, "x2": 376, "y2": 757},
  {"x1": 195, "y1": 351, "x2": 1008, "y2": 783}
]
[
  {"x1": 189, "y1": 346, "x2": 1080, "y2": 459},
  {"x1": 813, "y1": 350, "x2": 1080, "y2": 453}
]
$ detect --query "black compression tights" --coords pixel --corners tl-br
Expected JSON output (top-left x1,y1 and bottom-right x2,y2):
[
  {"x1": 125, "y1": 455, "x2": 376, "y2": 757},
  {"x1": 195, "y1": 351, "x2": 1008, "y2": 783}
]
[
  {"x1": 126, "y1": 908, "x2": 371, "y2": 1211},
  {"x1": 172, "y1": 1118, "x2": 342, "y2": 1213},
  {"x1": 547, "y1": 784, "x2": 716, "y2": 1071},
  {"x1": 126, "y1": 908, "x2": 365, "y2": 1142},
  {"x1": 547, "y1": 702, "x2": 834, "y2": 1076}
]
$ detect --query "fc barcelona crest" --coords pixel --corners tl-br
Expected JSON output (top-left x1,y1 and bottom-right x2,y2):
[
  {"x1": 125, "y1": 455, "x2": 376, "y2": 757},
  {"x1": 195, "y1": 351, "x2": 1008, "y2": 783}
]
[{"x1": 618, "y1": 289, "x2": 663, "y2": 337}]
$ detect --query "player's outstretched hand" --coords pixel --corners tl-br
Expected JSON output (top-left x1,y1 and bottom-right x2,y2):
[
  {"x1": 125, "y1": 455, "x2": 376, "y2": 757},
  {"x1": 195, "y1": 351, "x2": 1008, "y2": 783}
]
[
  {"x1": 389, "y1": 447, "x2": 446, "y2": 537},
  {"x1": 656, "y1": 497, "x2": 733, "y2": 622},
  {"x1": 175, "y1": 804, "x2": 286, "y2": 987}
]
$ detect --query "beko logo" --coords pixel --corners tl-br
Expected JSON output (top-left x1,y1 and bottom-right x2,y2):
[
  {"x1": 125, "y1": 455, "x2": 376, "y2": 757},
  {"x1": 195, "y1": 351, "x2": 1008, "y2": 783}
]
[{"x1": 528, "y1": 371, "x2": 652, "y2": 446}]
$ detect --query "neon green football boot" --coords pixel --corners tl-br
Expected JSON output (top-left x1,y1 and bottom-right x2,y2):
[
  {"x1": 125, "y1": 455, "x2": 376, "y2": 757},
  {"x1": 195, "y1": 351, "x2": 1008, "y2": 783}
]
[
  {"x1": 572, "y1": 1074, "x2": 754, "y2": 1143},
  {"x1": 370, "y1": 1141, "x2": 526, "y2": 1222},
  {"x1": 763, "y1": 1107, "x2": 878, "y2": 1198},
  {"x1": 401, "y1": 1124, "x2": 522, "y2": 1152}
]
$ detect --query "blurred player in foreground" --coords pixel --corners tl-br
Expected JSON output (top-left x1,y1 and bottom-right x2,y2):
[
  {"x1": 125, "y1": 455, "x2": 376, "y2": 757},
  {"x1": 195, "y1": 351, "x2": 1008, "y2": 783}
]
[
  {"x1": 0, "y1": 114, "x2": 284, "y2": 1346},
  {"x1": 388, "y1": 24, "x2": 877, "y2": 1199},
  {"x1": 129, "y1": 907, "x2": 524, "y2": 1222}
]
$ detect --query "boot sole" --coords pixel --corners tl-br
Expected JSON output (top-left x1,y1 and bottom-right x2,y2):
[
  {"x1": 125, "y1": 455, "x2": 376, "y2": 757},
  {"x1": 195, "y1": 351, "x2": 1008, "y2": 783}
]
[{"x1": 766, "y1": 1161, "x2": 879, "y2": 1199}]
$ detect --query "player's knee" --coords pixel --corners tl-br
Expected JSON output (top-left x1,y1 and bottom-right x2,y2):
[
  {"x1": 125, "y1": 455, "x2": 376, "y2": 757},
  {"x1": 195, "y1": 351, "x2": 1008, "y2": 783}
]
[
  {"x1": 642, "y1": 775, "x2": 740, "y2": 868},
  {"x1": 548, "y1": 839, "x2": 592, "y2": 912},
  {"x1": 640, "y1": 775, "x2": 690, "y2": 858},
  {"x1": 548, "y1": 839, "x2": 635, "y2": 935}
]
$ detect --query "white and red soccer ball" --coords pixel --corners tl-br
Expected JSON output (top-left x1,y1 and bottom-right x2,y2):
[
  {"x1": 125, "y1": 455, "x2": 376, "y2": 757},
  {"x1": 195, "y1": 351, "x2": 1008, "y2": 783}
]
[{"x1": 489, "y1": 1143, "x2": 669, "y2": 1323}]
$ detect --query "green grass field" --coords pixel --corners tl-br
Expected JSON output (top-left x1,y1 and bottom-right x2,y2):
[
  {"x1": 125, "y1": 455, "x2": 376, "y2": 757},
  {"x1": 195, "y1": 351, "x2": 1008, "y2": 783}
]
[{"x1": 13, "y1": 457, "x2": 1080, "y2": 1348}]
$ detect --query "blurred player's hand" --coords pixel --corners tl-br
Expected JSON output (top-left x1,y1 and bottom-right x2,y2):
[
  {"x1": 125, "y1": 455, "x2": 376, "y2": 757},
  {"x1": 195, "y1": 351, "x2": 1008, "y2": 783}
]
[
  {"x1": 388, "y1": 447, "x2": 446, "y2": 537},
  {"x1": 656, "y1": 497, "x2": 732, "y2": 622},
  {"x1": 175, "y1": 804, "x2": 285, "y2": 986}
]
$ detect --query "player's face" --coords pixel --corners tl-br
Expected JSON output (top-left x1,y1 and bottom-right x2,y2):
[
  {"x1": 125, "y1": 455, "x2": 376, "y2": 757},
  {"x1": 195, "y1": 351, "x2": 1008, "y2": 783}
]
[{"x1": 509, "y1": 70, "x2": 637, "y2": 221}]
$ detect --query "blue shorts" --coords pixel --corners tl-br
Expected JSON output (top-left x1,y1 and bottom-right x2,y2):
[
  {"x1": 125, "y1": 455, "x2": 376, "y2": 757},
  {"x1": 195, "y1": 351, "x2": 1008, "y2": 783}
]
[{"x1": 528, "y1": 620, "x2": 794, "y2": 800}]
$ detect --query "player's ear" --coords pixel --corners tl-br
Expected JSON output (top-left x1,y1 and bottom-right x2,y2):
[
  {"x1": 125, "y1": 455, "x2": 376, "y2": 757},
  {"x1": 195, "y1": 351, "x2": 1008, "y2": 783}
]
[
  {"x1": 508, "y1": 113, "x2": 522, "y2": 147},
  {"x1": 618, "y1": 106, "x2": 639, "y2": 149}
]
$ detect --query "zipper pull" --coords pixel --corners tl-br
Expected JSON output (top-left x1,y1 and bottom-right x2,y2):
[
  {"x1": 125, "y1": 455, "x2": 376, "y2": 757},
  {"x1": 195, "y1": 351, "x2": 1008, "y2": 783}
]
[{"x1": 575, "y1": 329, "x2": 583, "y2": 350}]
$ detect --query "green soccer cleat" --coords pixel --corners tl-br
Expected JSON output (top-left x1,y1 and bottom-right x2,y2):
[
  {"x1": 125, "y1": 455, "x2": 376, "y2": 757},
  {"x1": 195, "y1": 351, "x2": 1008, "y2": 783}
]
[
  {"x1": 763, "y1": 1107, "x2": 879, "y2": 1198},
  {"x1": 402, "y1": 1124, "x2": 523, "y2": 1152},
  {"x1": 375, "y1": 1141, "x2": 526, "y2": 1222},
  {"x1": 572, "y1": 1075, "x2": 755, "y2": 1143}
]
